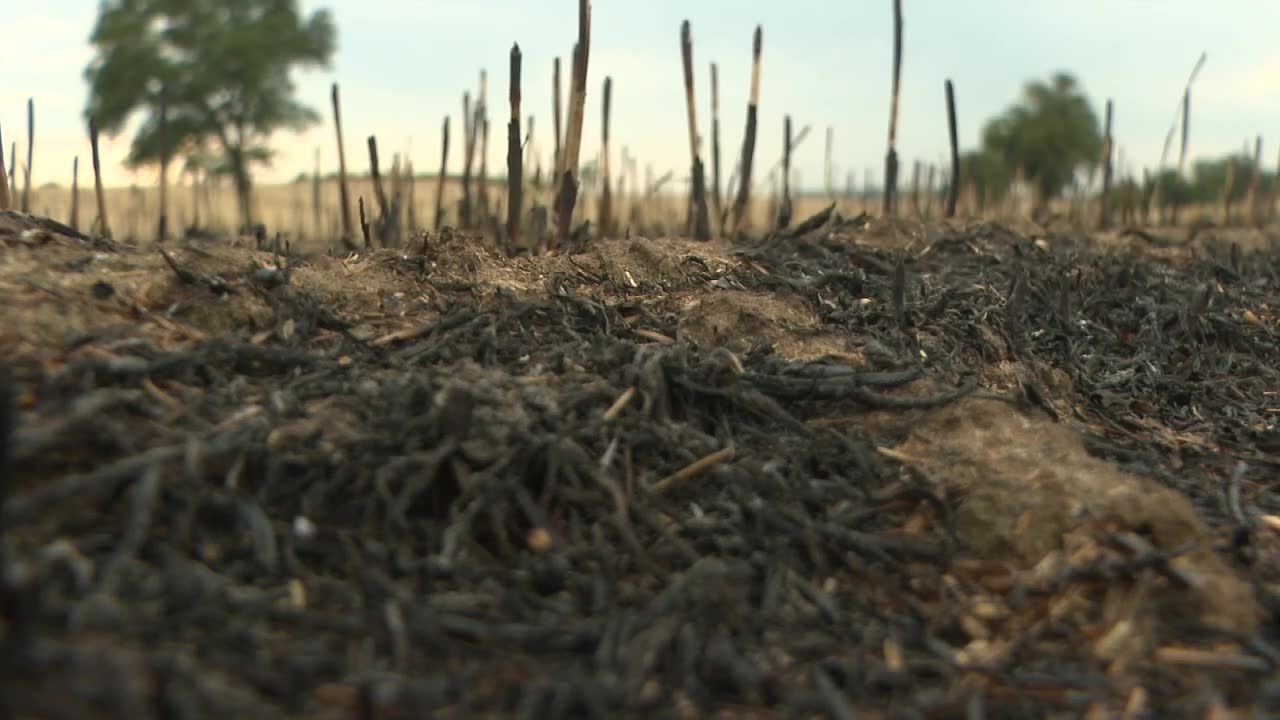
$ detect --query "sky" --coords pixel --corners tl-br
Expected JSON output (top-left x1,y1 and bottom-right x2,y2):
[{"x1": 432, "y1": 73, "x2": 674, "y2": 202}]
[{"x1": 4, "y1": 0, "x2": 1280, "y2": 192}]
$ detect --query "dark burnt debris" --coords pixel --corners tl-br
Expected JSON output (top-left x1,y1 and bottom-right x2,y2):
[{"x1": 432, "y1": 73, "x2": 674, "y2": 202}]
[{"x1": 1, "y1": 214, "x2": 1279, "y2": 717}]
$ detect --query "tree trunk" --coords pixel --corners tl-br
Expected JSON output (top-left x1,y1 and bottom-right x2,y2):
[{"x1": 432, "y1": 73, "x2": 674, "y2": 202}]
[{"x1": 229, "y1": 148, "x2": 253, "y2": 232}]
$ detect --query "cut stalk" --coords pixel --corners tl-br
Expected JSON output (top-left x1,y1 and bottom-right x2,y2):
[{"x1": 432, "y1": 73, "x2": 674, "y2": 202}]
[
  {"x1": 331, "y1": 84, "x2": 355, "y2": 249},
  {"x1": 367, "y1": 135, "x2": 389, "y2": 245},
  {"x1": 435, "y1": 116, "x2": 450, "y2": 229},
  {"x1": 1153, "y1": 53, "x2": 1207, "y2": 225},
  {"x1": 911, "y1": 160, "x2": 921, "y2": 217},
  {"x1": 478, "y1": 71, "x2": 490, "y2": 223},
  {"x1": 553, "y1": 0, "x2": 592, "y2": 251},
  {"x1": 824, "y1": 126, "x2": 834, "y2": 202},
  {"x1": 680, "y1": 20, "x2": 710, "y2": 240},
  {"x1": 524, "y1": 114, "x2": 535, "y2": 187},
  {"x1": 710, "y1": 63, "x2": 723, "y2": 235},
  {"x1": 312, "y1": 148, "x2": 322, "y2": 240},
  {"x1": 1099, "y1": 99, "x2": 1114, "y2": 229},
  {"x1": 883, "y1": 0, "x2": 903, "y2": 217},
  {"x1": 89, "y1": 118, "x2": 110, "y2": 238},
  {"x1": 777, "y1": 115, "x2": 792, "y2": 229},
  {"x1": 358, "y1": 196, "x2": 370, "y2": 247},
  {"x1": 925, "y1": 164, "x2": 936, "y2": 218},
  {"x1": 507, "y1": 43, "x2": 524, "y2": 251},
  {"x1": 945, "y1": 79, "x2": 960, "y2": 218},
  {"x1": 552, "y1": 57, "x2": 563, "y2": 184},
  {"x1": 405, "y1": 160, "x2": 416, "y2": 232},
  {"x1": 0, "y1": 124, "x2": 9, "y2": 210},
  {"x1": 70, "y1": 157, "x2": 80, "y2": 230},
  {"x1": 21, "y1": 98, "x2": 33, "y2": 213},
  {"x1": 462, "y1": 92, "x2": 475, "y2": 227},
  {"x1": 1269, "y1": 145, "x2": 1280, "y2": 227},
  {"x1": 1222, "y1": 157, "x2": 1236, "y2": 225},
  {"x1": 157, "y1": 88, "x2": 169, "y2": 243},
  {"x1": 599, "y1": 75, "x2": 613, "y2": 238},
  {"x1": 1248, "y1": 135, "x2": 1263, "y2": 227},
  {"x1": 731, "y1": 26, "x2": 763, "y2": 235}
]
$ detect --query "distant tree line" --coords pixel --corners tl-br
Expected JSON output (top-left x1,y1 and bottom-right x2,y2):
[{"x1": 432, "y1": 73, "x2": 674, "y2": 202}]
[{"x1": 957, "y1": 71, "x2": 1270, "y2": 220}]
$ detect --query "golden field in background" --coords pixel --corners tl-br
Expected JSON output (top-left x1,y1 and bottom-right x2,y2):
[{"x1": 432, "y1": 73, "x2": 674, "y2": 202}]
[
  {"x1": 24, "y1": 173, "x2": 1241, "y2": 252},
  {"x1": 27, "y1": 174, "x2": 888, "y2": 249}
]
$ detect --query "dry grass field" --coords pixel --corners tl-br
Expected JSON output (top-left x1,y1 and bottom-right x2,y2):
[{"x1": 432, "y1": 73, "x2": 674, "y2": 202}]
[
  {"x1": 28, "y1": 174, "x2": 943, "y2": 250},
  {"x1": 25, "y1": 170, "x2": 1248, "y2": 255}
]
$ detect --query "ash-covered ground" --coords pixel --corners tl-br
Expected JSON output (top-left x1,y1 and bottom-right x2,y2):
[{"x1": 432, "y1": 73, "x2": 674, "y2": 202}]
[{"x1": 2, "y1": 208, "x2": 1279, "y2": 718}]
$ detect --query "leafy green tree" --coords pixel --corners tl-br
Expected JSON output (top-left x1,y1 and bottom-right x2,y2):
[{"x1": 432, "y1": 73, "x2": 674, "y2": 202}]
[
  {"x1": 1153, "y1": 156, "x2": 1274, "y2": 212},
  {"x1": 1189, "y1": 154, "x2": 1272, "y2": 203},
  {"x1": 1152, "y1": 169, "x2": 1196, "y2": 206},
  {"x1": 960, "y1": 149, "x2": 1013, "y2": 209},
  {"x1": 980, "y1": 73, "x2": 1103, "y2": 212},
  {"x1": 85, "y1": 0, "x2": 335, "y2": 230}
]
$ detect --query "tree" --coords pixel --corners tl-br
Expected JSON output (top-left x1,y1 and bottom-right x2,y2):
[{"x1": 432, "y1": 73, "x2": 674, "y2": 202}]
[
  {"x1": 980, "y1": 73, "x2": 1103, "y2": 213},
  {"x1": 1189, "y1": 154, "x2": 1272, "y2": 204},
  {"x1": 960, "y1": 149, "x2": 1013, "y2": 210},
  {"x1": 85, "y1": 0, "x2": 335, "y2": 231},
  {"x1": 1150, "y1": 155, "x2": 1274, "y2": 209}
]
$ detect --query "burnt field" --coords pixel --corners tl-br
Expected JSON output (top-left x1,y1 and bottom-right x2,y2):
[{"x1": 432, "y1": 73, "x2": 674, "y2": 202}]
[{"x1": 2, "y1": 209, "x2": 1279, "y2": 718}]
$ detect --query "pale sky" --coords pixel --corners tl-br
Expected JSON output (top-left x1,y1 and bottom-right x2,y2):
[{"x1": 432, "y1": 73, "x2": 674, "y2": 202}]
[{"x1": 4, "y1": 1, "x2": 1280, "y2": 192}]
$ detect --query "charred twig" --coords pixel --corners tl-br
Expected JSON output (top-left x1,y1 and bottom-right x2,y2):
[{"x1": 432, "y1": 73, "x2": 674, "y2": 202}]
[
  {"x1": 893, "y1": 257, "x2": 907, "y2": 327},
  {"x1": 4, "y1": 425, "x2": 258, "y2": 528},
  {"x1": 159, "y1": 248, "x2": 235, "y2": 294},
  {"x1": 94, "y1": 465, "x2": 160, "y2": 596},
  {"x1": 784, "y1": 202, "x2": 835, "y2": 238},
  {"x1": 651, "y1": 447, "x2": 733, "y2": 496},
  {"x1": 10, "y1": 389, "x2": 141, "y2": 464},
  {"x1": 746, "y1": 370, "x2": 975, "y2": 409},
  {"x1": 1224, "y1": 461, "x2": 1256, "y2": 528}
]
